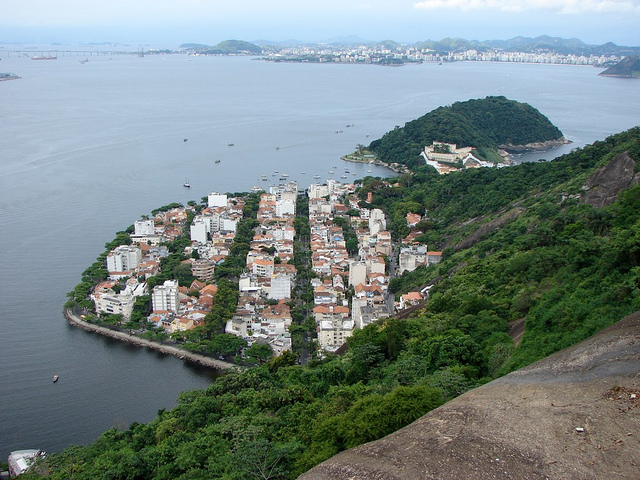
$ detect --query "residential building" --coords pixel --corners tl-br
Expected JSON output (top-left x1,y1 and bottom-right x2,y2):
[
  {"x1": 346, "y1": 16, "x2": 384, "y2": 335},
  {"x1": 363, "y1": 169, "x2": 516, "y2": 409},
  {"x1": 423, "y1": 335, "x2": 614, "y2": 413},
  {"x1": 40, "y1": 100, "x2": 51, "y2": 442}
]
[{"x1": 152, "y1": 280, "x2": 180, "y2": 313}]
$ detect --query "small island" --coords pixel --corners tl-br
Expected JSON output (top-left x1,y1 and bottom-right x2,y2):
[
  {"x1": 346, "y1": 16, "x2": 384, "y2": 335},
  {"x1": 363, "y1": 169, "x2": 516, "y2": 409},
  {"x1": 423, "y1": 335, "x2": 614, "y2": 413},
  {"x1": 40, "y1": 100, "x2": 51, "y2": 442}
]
[{"x1": 363, "y1": 96, "x2": 568, "y2": 170}]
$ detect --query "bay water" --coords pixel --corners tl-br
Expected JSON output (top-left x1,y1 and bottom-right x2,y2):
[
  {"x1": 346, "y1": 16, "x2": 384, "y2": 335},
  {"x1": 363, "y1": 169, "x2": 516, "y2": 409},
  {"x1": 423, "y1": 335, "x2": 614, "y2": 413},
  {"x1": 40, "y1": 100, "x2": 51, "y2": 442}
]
[{"x1": 0, "y1": 52, "x2": 638, "y2": 458}]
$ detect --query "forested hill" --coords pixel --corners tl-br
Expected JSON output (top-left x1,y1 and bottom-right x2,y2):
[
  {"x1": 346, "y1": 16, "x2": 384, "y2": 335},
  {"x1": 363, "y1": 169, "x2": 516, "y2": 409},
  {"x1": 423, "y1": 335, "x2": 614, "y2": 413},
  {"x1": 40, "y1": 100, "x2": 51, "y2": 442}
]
[
  {"x1": 26, "y1": 128, "x2": 640, "y2": 480},
  {"x1": 368, "y1": 96, "x2": 564, "y2": 167}
]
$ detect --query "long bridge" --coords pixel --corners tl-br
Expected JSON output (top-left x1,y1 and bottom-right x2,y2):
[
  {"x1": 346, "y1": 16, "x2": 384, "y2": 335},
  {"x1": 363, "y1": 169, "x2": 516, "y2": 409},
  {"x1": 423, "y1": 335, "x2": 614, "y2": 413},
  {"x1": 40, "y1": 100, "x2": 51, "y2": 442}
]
[{"x1": 0, "y1": 50, "x2": 172, "y2": 59}]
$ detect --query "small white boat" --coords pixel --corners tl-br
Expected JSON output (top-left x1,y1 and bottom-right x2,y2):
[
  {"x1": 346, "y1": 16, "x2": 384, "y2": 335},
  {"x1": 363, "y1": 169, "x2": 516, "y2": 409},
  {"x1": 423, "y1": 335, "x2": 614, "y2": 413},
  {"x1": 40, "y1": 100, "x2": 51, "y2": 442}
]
[
  {"x1": 183, "y1": 178, "x2": 191, "y2": 188},
  {"x1": 53, "y1": 375, "x2": 59, "y2": 383}
]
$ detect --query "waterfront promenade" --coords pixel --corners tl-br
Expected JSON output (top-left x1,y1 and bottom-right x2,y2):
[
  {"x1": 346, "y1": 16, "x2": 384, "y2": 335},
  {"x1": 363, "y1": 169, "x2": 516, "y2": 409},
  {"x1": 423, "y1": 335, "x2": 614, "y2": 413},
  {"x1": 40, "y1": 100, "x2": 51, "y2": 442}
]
[{"x1": 64, "y1": 309, "x2": 242, "y2": 372}]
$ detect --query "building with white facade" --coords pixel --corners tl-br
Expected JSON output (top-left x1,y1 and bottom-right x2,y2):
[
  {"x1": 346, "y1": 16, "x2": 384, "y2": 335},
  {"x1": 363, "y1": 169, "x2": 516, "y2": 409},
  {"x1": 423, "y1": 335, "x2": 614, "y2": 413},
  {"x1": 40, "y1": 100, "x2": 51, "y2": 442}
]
[
  {"x1": 134, "y1": 219, "x2": 155, "y2": 236},
  {"x1": 190, "y1": 217, "x2": 209, "y2": 244},
  {"x1": 208, "y1": 192, "x2": 228, "y2": 208},
  {"x1": 106, "y1": 245, "x2": 142, "y2": 274},
  {"x1": 348, "y1": 261, "x2": 367, "y2": 287},
  {"x1": 269, "y1": 273, "x2": 293, "y2": 300},
  {"x1": 152, "y1": 280, "x2": 180, "y2": 313},
  {"x1": 398, "y1": 244, "x2": 428, "y2": 274}
]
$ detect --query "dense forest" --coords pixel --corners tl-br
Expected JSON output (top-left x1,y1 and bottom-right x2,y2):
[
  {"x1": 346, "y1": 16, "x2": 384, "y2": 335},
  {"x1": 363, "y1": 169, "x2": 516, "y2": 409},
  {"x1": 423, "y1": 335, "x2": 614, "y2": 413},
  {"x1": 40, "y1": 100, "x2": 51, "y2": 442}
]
[
  {"x1": 26, "y1": 127, "x2": 640, "y2": 479},
  {"x1": 368, "y1": 96, "x2": 564, "y2": 167}
]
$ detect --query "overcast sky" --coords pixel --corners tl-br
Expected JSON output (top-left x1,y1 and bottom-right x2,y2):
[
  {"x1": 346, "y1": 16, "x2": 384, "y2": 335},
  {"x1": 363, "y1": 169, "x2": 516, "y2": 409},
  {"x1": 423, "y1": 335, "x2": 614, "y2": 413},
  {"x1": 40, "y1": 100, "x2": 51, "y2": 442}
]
[{"x1": 2, "y1": 0, "x2": 639, "y2": 46}]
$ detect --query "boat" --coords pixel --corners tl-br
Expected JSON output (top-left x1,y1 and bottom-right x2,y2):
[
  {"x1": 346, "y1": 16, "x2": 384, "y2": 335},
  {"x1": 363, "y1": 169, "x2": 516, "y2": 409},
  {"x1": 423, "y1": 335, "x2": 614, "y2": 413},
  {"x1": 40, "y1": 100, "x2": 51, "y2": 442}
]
[
  {"x1": 367, "y1": 169, "x2": 372, "y2": 173},
  {"x1": 341, "y1": 175, "x2": 348, "y2": 179},
  {"x1": 282, "y1": 173, "x2": 289, "y2": 178},
  {"x1": 79, "y1": 58, "x2": 89, "y2": 64},
  {"x1": 183, "y1": 178, "x2": 191, "y2": 188},
  {"x1": 183, "y1": 138, "x2": 188, "y2": 142},
  {"x1": 276, "y1": 146, "x2": 280, "y2": 150},
  {"x1": 53, "y1": 374, "x2": 59, "y2": 383},
  {"x1": 346, "y1": 123, "x2": 354, "y2": 127},
  {"x1": 301, "y1": 171, "x2": 306, "y2": 174},
  {"x1": 329, "y1": 170, "x2": 335, "y2": 174},
  {"x1": 251, "y1": 186, "x2": 262, "y2": 192},
  {"x1": 228, "y1": 143, "x2": 234, "y2": 147},
  {"x1": 314, "y1": 175, "x2": 321, "y2": 179},
  {"x1": 215, "y1": 159, "x2": 221, "y2": 164}
]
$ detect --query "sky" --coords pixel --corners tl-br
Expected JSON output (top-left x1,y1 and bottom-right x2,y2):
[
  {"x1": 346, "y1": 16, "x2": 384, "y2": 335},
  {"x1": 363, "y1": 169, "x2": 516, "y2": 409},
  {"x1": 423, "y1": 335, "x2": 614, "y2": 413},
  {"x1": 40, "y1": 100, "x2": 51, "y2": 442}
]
[{"x1": 1, "y1": 0, "x2": 639, "y2": 47}]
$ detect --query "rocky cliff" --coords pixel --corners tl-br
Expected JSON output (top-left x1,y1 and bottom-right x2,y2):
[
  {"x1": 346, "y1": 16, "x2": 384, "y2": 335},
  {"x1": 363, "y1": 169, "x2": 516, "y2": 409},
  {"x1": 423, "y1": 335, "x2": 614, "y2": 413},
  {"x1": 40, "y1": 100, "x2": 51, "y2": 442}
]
[
  {"x1": 300, "y1": 312, "x2": 640, "y2": 480},
  {"x1": 580, "y1": 151, "x2": 640, "y2": 208}
]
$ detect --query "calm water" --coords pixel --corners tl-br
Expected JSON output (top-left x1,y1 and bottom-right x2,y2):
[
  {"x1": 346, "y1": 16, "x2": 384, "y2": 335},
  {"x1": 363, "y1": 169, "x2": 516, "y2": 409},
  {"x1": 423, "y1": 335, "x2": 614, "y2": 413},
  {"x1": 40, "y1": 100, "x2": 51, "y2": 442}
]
[{"x1": 0, "y1": 52, "x2": 638, "y2": 458}]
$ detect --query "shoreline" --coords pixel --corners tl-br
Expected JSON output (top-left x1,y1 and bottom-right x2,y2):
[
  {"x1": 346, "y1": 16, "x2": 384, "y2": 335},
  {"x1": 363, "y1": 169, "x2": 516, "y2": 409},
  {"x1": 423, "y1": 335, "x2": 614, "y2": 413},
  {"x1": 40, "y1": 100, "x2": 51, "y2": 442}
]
[{"x1": 64, "y1": 309, "x2": 243, "y2": 372}]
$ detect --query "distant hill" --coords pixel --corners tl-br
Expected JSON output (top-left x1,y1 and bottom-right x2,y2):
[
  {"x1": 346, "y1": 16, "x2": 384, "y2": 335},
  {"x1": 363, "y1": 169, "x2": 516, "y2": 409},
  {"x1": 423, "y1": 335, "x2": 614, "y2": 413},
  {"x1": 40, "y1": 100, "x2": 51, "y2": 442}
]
[
  {"x1": 207, "y1": 40, "x2": 262, "y2": 55},
  {"x1": 599, "y1": 54, "x2": 640, "y2": 78},
  {"x1": 415, "y1": 35, "x2": 640, "y2": 57},
  {"x1": 368, "y1": 96, "x2": 564, "y2": 168},
  {"x1": 249, "y1": 35, "x2": 640, "y2": 57},
  {"x1": 179, "y1": 40, "x2": 262, "y2": 55}
]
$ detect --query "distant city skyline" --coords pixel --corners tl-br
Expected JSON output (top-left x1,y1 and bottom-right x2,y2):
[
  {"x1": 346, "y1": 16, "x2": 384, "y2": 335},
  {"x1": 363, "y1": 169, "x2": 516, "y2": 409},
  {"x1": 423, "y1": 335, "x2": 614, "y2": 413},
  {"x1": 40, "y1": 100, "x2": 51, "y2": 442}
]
[{"x1": 2, "y1": 0, "x2": 639, "y2": 47}]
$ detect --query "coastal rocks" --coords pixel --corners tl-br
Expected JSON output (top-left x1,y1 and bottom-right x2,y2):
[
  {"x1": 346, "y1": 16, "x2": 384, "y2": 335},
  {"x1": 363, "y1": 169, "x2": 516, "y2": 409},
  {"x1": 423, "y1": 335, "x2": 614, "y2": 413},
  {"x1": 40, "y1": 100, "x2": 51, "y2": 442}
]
[
  {"x1": 580, "y1": 151, "x2": 639, "y2": 208},
  {"x1": 64, "y1": 309, "x2": 241, "y2": 371},
  {"x1": 499, "y1": 137, "x2": 571, "y2": 153}
]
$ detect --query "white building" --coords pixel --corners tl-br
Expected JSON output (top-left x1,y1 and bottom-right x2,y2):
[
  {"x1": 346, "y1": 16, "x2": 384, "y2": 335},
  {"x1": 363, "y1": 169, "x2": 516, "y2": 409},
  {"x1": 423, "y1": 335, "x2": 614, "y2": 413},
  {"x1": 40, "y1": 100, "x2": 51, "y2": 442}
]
[
  {"x1": 106, "y1": 245, "x2": 142, "y2": 274},
  {"x1": 94, "y1": 292, "x2": 136, "y2": 320},
  {"x1": 152, "y1": 280, "x2": 180, "y2": 313},
  {"x1": 276, "y1": 199, "x2": 296, "y2": 217},
  {"x1": 348, "y1": 261, "x2": 367, "y2": 287},
  {"x1": 398, "y1": 244, "x2": 428, "y2": 274},
  {"x1": 270, "y1": 273, "x2": 293, "y2": 300},
  {"x1": 208, "y1": 192, "x2": 228, "y2": 208},
  {"x1": 369, "y1": 208, "x2": 387, "y2": 235},
  {"x1": 134, "y1": 219, "x2": 155, "y2": 236},
  {"x1": 190, "y1": 217, "x2": 209, "y2": 244}
]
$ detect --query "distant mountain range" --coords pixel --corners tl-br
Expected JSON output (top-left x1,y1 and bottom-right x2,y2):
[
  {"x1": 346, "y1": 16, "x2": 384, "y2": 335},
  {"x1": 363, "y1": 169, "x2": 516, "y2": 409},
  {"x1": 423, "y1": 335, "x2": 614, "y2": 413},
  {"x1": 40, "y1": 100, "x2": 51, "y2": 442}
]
[
  {"x1": 413, "y1": 36, "x2": 640, "y2": 56},
  {"x1": 182, "y1": 36, "x2": 639, "y2": 57}
]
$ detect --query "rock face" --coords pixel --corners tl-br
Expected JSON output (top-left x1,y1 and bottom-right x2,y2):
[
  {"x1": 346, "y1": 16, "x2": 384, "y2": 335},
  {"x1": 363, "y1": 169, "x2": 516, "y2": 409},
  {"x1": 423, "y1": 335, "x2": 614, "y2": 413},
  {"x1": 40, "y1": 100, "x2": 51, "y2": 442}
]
[
  {"x1": 299, "y1": 312, "x2": 640, "y2": 480},
  {"x1": 580, "y1": 151, "x2": 639, "y2": 208}
]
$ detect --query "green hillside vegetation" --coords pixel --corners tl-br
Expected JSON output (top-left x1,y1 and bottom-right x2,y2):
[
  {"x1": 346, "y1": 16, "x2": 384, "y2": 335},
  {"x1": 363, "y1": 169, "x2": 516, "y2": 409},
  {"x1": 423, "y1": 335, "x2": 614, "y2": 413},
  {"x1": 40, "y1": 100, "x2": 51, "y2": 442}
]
[
  {"x1": 29, "y1": 128, "x2": 640, "y2": 479},
  {"x1": 208, "y1": 40, "x2": 262, "y2": 55},
  {"x1": 369, "y1": 96, "x2": 564, "y2": 167}
]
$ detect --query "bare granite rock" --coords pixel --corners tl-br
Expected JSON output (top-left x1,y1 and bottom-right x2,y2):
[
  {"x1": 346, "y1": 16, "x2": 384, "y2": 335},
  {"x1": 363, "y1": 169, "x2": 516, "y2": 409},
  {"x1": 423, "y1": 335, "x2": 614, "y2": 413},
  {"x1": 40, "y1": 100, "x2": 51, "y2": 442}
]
[
  {"x1": 299, "y1": 312, "x2": 640, "y2": 480},
  {"x1": 580, "y1": 151, "x2": 639, "y2": 208}
]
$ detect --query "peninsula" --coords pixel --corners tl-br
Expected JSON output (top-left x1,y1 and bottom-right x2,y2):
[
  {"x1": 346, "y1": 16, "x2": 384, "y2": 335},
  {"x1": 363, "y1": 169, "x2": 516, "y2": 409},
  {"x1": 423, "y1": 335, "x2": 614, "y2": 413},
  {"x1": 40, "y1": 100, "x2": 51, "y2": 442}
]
[{"x1": 599, "y1": 54, "x2": 640, "y2": 78}]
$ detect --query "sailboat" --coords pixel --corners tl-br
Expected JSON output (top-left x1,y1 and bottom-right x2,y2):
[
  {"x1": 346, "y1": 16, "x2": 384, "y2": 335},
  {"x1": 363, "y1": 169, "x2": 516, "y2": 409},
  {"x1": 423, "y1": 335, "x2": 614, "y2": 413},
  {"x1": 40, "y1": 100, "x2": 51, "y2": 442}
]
[{"x1": 183, "y1": 178, "x2": 191, "y2": 188}]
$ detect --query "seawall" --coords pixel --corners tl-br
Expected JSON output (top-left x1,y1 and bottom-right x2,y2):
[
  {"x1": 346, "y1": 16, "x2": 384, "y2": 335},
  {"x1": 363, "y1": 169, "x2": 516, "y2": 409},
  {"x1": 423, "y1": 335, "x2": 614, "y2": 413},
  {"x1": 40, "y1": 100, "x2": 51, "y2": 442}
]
[{"x1": 64, "y1": 309, "x2": 242, "y2": 372}]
